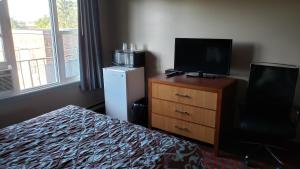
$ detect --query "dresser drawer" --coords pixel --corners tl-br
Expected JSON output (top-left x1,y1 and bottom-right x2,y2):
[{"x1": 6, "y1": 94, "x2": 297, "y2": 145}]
[
  {"x1": 152, "y1": 83, "x2": 218, "y2": 110},
  {"x1": 152, "y1": 98, "x2": 216, "y2": 127},
  {"x1": 152, "y1": 114, "x2": 215, "y2": 144}
]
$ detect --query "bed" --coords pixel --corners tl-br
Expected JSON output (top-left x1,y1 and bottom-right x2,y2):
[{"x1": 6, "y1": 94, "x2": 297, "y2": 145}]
[{"x1": 0, "y1": 105, "x2": 204, "y2": 168}]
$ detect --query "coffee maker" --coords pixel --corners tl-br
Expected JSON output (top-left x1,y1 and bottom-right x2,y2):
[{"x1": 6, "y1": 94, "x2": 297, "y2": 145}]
[{"x1": 112, "y1": 50, "x2": 145, "y2": 68}]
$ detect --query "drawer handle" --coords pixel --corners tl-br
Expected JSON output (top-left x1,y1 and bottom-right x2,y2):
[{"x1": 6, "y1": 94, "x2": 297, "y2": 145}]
[
  {"x1": 175, "y1": 93, "x2": 191, "y2": 98},
  {"x1": 175, "y1": 125, "x2": 189, "y2": 132},
  {"x1": 175, "y1": 109, "x2": 190, "y2": 116}
]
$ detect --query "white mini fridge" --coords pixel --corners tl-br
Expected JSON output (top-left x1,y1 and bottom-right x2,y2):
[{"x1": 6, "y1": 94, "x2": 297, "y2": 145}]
[{"x1": 103, "y1": 66, "x2": 145, "y2": 122}]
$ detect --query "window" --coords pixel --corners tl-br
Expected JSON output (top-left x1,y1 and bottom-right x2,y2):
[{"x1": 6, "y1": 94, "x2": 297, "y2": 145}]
[
  {"x1": 0, "y1": 29, "x2": 4, "y2": 63},
  {"x1": 56, "y1": 0, "x2": 79, "y2": 79},
  {"x1": 0, "y1": 0, "x2": 11, "y2": 70},
  {"x1": 0, "y1": 0, "x2": 79, "y2": 96},
  {"x1": 8, "y1": 0, "x2": 58, "y2": 89}
]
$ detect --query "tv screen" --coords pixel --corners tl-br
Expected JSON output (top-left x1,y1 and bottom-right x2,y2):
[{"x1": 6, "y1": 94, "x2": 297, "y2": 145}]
[{"x1": 174, "y1": 38, "x2": 232, "y2": 74}]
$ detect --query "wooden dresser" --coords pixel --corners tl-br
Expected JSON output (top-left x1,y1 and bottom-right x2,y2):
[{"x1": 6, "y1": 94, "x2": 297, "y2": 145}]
[{"x1": 148, "y1": 74, "x2": 236, "y2": 155}]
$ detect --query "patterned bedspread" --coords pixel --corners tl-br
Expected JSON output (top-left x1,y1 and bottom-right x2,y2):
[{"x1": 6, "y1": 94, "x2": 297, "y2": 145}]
[{"x1": 0, "y1": 105, "x2": 204, "y2": 169}]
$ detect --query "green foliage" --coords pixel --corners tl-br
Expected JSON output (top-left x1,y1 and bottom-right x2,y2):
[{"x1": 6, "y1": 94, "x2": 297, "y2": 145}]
[
  {"x1": 57, "y1": 0, "x2": 78, "y2": 29},
  {"x1": 11, "y1": 19, "x2": 26, "y2": 29},
  {"x1": 34, "y1": 15, "x2": 51, "y2": 29},
  {"x1": 34, "y1": 0, "x2": 78, "y2": 29}
]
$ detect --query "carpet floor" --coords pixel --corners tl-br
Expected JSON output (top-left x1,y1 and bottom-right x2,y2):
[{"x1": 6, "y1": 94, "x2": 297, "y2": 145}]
[{"x1": 199, "y1": 143, "x2": 299, "y2": 169}]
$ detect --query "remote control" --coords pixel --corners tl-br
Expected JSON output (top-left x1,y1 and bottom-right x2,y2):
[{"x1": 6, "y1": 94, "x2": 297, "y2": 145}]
[{"x1": 166, "y1": 72, "x2": 179, "y2": 78}]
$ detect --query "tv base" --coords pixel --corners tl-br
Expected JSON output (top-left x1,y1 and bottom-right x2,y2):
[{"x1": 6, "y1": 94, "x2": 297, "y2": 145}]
[
  {"x1": 203, "y1": 73, "x2": 218, "y2": 79},
  {"x1": 186, "y1": 72, "x2": 223, "y2": 79},
  {"x1": 185, "y1": 72, "x2": 201, "y2": 77}
]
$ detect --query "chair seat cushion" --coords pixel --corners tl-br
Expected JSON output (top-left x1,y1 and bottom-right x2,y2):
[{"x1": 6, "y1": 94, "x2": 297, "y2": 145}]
[{"x1": 240, "y1": 115, "x2": 296, "y2": 138}]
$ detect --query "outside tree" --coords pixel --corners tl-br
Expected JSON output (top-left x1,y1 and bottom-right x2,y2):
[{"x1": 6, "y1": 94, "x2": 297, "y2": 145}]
[
  {"x1": 11, "y1": 19, "x2": 26, "y2": 29},
  {"x1": 34, "y1": 0, "x2": 77, "y2": 29},
  {"x1": 57, "y1": 0, "x2": 78, "y2": 29},
  {"x1": 34, "y1": 15, "x2": 51, "y2": 29}
]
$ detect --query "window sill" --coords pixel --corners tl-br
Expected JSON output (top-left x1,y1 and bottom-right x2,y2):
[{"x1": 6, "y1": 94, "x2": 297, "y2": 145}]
[{"x1": 0, "y1": 80, "x2": 80, "y2": 101}]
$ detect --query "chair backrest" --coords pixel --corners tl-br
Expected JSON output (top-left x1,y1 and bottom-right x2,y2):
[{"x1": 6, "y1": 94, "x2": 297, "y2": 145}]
[{"x1": 246, "y1": 63, "x2": 299, "y2": 119}]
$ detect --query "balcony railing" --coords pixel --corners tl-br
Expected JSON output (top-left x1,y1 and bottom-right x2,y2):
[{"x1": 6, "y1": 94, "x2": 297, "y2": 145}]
[
  {"x1": 16, "y1": 57, "x2": 55, "y2": 90},
  {"x1": 16, "y1": 56, "x2": 79, "y2": 90},
  {"x1": 13, "y1": 29, "x2": 79, "y2": 90}
]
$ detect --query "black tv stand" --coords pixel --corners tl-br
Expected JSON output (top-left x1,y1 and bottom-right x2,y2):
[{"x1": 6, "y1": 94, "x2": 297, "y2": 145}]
[
  {"x1": 202, "y1": 73, "x2": 218, "y2": 79},
  {"x1": 186, "y1": 71, "x2": 203, "y2": 77},
  {"x1": 186, "y1": 72, "x2": 222, "y2": 79}
]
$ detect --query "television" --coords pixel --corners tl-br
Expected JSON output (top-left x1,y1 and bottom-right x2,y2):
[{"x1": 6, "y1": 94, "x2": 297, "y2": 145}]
[{"x1": 174, "y1": 38, "x2": 232, "y2": 74}]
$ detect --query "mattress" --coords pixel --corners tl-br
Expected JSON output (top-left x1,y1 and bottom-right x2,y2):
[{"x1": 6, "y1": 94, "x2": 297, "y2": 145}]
[{"x1": 0, "y1": 105, "x2": 204, "y2": 168}]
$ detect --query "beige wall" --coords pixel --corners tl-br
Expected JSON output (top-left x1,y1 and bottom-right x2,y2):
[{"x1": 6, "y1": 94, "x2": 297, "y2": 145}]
[{"x1": 103, "y1": 0, "x2": 300, "y2": 141}]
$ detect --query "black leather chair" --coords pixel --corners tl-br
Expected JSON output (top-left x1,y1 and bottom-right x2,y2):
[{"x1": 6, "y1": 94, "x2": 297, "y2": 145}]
[{"x1": 240, "y1": 63, "x2": 299, "y2": 167}]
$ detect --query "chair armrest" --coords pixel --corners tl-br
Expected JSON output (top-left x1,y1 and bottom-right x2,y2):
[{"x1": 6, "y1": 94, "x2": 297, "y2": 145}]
[
  {"x1": 291, "y1": 106, "x2": 300, "y2": 127},
  {"x1": 296, "y1": 109, "x2": 300, "y2": 124}
]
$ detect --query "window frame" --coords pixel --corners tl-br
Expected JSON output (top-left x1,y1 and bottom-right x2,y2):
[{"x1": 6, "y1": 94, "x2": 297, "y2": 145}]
[
  {"x1": 50, "y1": 0, "x2": 79, "y2": 83},
  {"x1": 0, "y1": 0, "x2": 79, "y2": 97},
  {"x1": 0, "y1": 33, "x2": 6, "y2": 67},
  {"x1": 0, "y1": 0, "x2": 20, "y2": 92},
  {"x1": 0, "y1": 0, "x2": 9, "y2": 69},
  {"x1": 50, "y1": 0, "x2": 80, "y2": 84}
]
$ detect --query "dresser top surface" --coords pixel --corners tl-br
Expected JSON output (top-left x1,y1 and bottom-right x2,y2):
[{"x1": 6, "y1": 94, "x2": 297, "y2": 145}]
[{"x1": 149, "y1": 74, "x2": 236, "y2": 90}]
